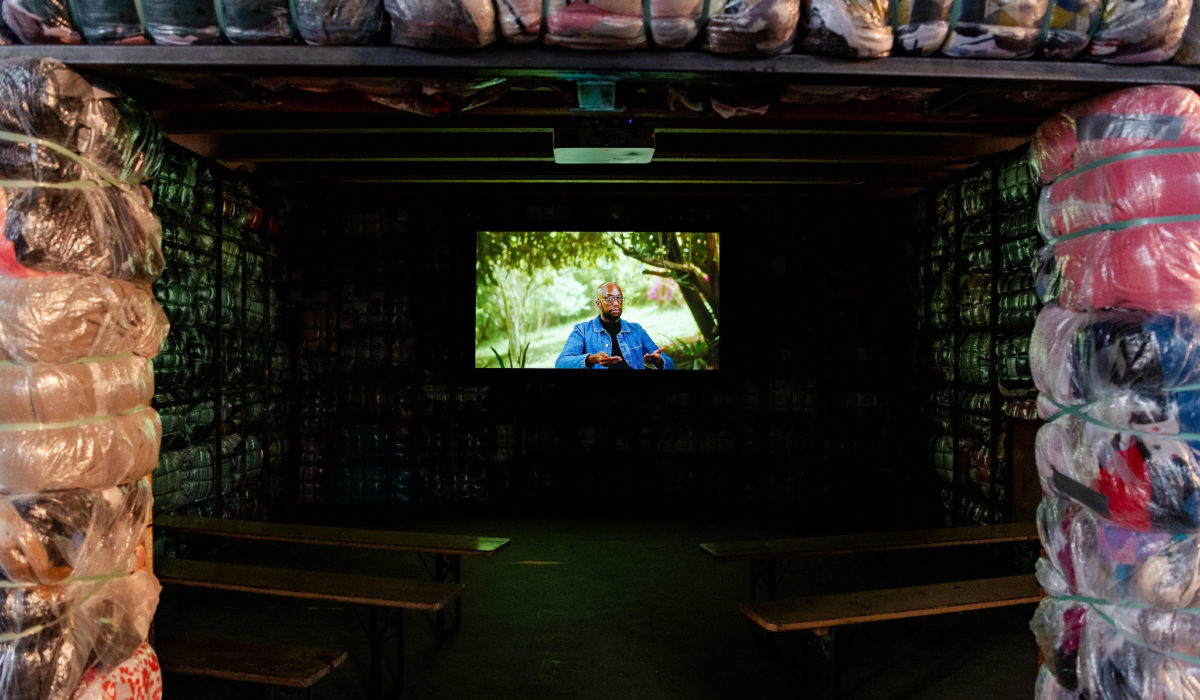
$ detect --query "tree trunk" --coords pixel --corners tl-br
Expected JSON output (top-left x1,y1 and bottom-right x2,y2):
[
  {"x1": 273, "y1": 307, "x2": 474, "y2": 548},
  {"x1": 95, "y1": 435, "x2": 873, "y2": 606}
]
[{"x1": 667, "y1": 234, "x2": 718, "y2": 340}]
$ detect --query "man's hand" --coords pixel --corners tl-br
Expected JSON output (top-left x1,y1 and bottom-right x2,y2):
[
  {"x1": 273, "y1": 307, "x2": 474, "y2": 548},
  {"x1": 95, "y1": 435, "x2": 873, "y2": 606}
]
[
  {"x1": 643, "y1": 349, "x2": 664, "y2": 368},
  {"x1": 587, "y1": 351, "x2": 624, "y2": 367}
]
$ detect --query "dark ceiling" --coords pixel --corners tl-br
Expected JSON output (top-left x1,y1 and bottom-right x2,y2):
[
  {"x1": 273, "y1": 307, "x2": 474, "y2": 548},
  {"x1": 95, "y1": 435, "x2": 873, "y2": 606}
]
[{"x1": 10, "y1": 46, "x2": 1200, "y2": 200}]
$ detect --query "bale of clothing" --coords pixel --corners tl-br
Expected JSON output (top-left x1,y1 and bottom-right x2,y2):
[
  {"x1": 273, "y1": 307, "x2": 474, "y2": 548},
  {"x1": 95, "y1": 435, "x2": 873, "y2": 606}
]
[
  {"x1": 1030, "y1": 83, "x2": 1200, "y2": 698},
  {"x1": 0, "y1": 58, "x2": 165, "y2": 699}
]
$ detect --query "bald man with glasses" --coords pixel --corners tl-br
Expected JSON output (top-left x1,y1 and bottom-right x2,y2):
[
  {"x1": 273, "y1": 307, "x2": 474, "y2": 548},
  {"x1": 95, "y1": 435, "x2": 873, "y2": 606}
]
[{"x1": 554, "y1": 282, "x2": 674, "y2": 370}]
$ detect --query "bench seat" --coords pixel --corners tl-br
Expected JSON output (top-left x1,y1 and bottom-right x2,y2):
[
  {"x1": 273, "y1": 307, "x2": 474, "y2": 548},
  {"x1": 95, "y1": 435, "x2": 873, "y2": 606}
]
[
  {"x1": 741, "y1": 573, "x2": 1043, "y2": 634},
  {"x1": 155, "y1": 635, "x2": 347, "y2": 689}
]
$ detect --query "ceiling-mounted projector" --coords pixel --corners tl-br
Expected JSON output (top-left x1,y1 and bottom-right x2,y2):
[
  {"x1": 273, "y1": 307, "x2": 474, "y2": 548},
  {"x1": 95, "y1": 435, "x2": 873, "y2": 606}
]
[{"x1": 553, "y1": 126, "x2": 655, "y2": 164}]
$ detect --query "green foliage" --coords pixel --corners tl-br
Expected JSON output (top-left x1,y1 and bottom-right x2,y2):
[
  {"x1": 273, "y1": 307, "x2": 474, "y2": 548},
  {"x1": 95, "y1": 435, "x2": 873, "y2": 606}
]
[
  {"x1": 666, "y1": 335, "x2": 720, "y2": 370},
  {"x1": 488, "y1": 340, "x2": 531, "y2": 369}
]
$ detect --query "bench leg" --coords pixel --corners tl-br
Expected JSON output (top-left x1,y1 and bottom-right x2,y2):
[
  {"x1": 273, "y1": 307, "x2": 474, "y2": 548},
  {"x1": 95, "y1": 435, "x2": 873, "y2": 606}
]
[
  {"x1": 368, "y1": 607, "x2": 406, "y2": 699},
  {"x1": 814, "y1": 628, "x2": 837, "y2": 700},
  {"x1": 749, "y1": 559, "x2": 778, "y2": 601},
  {"x1": 370, "y1": 607, "x2": 383, "y2": 700},
  {"x1": 433, "y1": 554, "x2": 462, "y2": 639}
]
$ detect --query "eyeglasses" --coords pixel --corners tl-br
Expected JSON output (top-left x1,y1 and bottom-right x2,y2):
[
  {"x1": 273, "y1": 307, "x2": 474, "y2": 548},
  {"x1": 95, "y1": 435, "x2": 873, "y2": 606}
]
[{"x1": 601, "y1": 295, "x2": 624, "y2": 304}]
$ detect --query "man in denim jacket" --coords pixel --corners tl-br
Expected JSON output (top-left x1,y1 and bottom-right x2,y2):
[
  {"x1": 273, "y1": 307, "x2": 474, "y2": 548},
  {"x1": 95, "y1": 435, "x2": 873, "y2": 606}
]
[{"x1": 554, "y1": 282, "x2": 674, "y2": 370}]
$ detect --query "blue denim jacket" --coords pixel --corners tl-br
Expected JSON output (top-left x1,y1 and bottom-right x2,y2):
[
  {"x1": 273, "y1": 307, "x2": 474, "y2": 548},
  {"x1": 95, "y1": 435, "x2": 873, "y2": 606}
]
[{"x1": 554, "y1": 316, "x2": 674, "y2": 370}]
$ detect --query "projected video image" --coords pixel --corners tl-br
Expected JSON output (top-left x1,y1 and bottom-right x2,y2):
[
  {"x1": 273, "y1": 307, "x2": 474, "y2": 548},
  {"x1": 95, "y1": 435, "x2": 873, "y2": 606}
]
[{"x1": 476, "y1": 232, "x2": 719, "y2": 370}]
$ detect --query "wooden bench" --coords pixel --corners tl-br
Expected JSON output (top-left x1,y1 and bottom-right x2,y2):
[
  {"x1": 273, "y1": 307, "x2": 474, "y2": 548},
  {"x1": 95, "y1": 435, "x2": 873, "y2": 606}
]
[
  {"x1": 701, "y1": 521, "x2": 1039, "y2": 600},
  {"x1": 155, "y1": 635, "x2": 347, "y2": 699},
  {"x1": 741, "y1": 574, "x2": 1043, "y2": 698},
  {"x1": 156, "y1": 557, "x2": 464, "y2": 699},
  {"x1": 154, "y1": 514, "x2": 510, "y2": 637}
]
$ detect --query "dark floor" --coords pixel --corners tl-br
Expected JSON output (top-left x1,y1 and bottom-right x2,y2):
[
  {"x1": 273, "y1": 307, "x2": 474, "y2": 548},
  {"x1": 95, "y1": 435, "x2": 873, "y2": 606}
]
[{"x1": 154, "y1": 507, "x2": 1040, "y2": 699}]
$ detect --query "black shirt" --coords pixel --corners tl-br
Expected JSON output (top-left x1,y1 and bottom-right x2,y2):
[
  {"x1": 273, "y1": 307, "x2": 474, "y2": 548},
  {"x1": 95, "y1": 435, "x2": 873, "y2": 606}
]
[{"x1": 600, "y1": 319, "x2": 631, "y2": 370}]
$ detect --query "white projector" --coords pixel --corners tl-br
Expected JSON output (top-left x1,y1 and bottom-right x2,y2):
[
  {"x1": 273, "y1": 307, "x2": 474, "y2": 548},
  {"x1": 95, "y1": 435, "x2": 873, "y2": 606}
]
[{"x1": 553, "y1": 127, "x2": 655, "y2": 164}]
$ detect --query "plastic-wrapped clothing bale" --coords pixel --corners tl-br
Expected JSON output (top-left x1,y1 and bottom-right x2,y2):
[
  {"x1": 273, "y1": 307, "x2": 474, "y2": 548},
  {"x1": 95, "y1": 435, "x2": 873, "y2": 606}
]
[
  {"x1": 544, "y1": 0, "x2": 646, "y2": 49},
  {"x1": 958, "y1": 332, "x2": 992, "y2": 384},
  {"x1": 1031, "y1": 597, "x2": 1200, "y2": 698},
  {"x1": 998, "y1": 334, "x2": 1034, "y2": 394},
  {"x1": 138, "y1": 0, "x2": 221, "y2": 44},
  {"x1": 1176, "y1": 0, "x2": 1200, "y2": 63},
  {"x1": 1031, "y1": 85, "x2": 1200, "y2": 184},
  {"x1": 1035, "y1": 400, "x2": 1200, "y2": 533},
  {"x1": 217, "y1": 0, "x2": 297, "y2": 43},
  {"x1": 998, "y1": 271, "x2": 1039, "y2": 328},
  {"x1": 939, "y1": 0, "x2": 1048, "y2": 58},
  {"x1": 1088, "y1": 0, "x2": 1190, "y2": 63},
  {"x1": 1036, "y1": 148, "x2": 1200, "y2": 312},
  {"x1": 1038, "y1": 495, "x2": 1200, "y2": 608},
  {"x1": 1031, "y1": 305, "x2": 1200, "y2": 402},
  {"x1": 701, "y1": 0, "x2": 800, "y2": 54},
  {"x1": 0, "y1": 276, "x2": 167, "y2": 364},
  {"x1": 796, "y1": 0, "x2": 890, "y2": 57},
  {"x1": 0, "y1": 406, "x2": 160, "y2": 493},
  {"x1": 385, "y1": 0, "x2": 495, "y2": 48},
  {"x1": 0, "y1": 58, "x2": 164, "y2": 185},
  {"x1": 0, "y1": 568, "x2": 157, "y2": 700},
  {"x1": 0, "y1": 0, "x2": 78, "y2": 42},
  {"x1": 496, "y1": 0, "x2": 541, "y2": 42},
  {"x1": 996, "y1": 146, "x2": 1038, "y2": 209},
  {"x1": 69, "y1": 0, "x2": 145, "y2": 43},
  {"x1": 890, "y1": 0, "x2": 954, "y2": 55},
  {"x1": 959, "y1": 272, "x2": 991, "y2": 328},
  {"x1": 649, "y1": 0, "x2": 707, "y2": 47},
  {"x1": 0, "y1": 186, "x2": 162, "y2": 283},
  {"x1": 1038, "y1": 0, "x2": 1103, "y2": 59},
  {"x1": 0, "y1": 356, "x2": 152, "y2": 425},
  {"x1": 293, "y1": 0, "x2": 381, "y2": 43},
  {"x1": 0, "y1": 480, "x2": 151, "y2": 585},
  {"x1": 72, "y1": 641, "x2": 161, "y2": 700}
]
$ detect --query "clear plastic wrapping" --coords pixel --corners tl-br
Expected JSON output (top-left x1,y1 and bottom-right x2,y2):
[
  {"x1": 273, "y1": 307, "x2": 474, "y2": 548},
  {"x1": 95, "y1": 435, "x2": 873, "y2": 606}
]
[
  {"x1": 1032, "y1": 597, "x2": 1200, "y2": 699},
  {"x1": 0, "y1": 0, "x2": 80, "y2": 43},
  {"x1": 217, "y1": 0, "x2": 297, "y2": 43},
  {"x1": 1177, "y1": 0, "x2": 1200, "y2": 63},
  {"x1": 649, "y1": 0, "x2": 705, "y2": 47},
  {"x1": 0, "y1": 185, "x2": 163, "y2": 283},
  {"x1": 138, "y1": 0, "x2": 221, "y2": 44},
  {"x1": 293, "y1": 0, "x2": 382, "y2": 44},
  {"x1": 1035, "y1": 403, "x2": 1200, "y2": 533},
  {"x1": 0, "y1": 480, "x2": 150, "y2": 584},
  {"x1": 1030, "y1": 85, "x2": 1200, "y2": 184},
  {"x1": 796, "y1": 0, "x2": 890, "y2": 57},
  {"x1": 1031, "y1": 305, "x2": 1200, "y2": 401},
  {"x1": 1036, "y1": 148, "x2": 1200, "y2": 312},
  {"x1": 701, "y1": 0, "x2": 800, "y2": 54},
  {"x1": 72, "y1": 641, "x2": 161, "y2": 700},
  {"x1": 385, "y1": 0, "x2": 495, "y2": 48},
  {"x1": 1038, "y1": 495, "x2": 1200, "y2": 608},
  {"x1": 0, "y1": 569, "x2": 158, "y2": 700},
  {"x1": 1038, "y1": 0, "x2": 1104, "y2": 59},
  {"x1": 0, "y1": 276, "x2": 168, "y2": 363},
  {"x1": 0, "y1": 407, "x2": 160, "y2": 493},
  {"x1": 1088, "y1": 0, "x2": 1191, "y2": 63},
  {"x1": 0, "y1": 58, "x2": 164, "y2": 186},
  {"x1": 939, "y1": 0, "x2": 1048, "y2": 58},
  {"x1": 890, "y1": 0, "x2": 954, "y2": 55},
  {"x1": 0, "y1": 355, "x2": 152, "y2": 425},
  {"x1": 544, "y1": 0, "x2": 646, "y2": 49},
  {"x1": 70, "y1": 0, "x2": 146, "y2": 44},
  {"x1": 496, "y1": 0, "x2": 540, "y2": 42}
]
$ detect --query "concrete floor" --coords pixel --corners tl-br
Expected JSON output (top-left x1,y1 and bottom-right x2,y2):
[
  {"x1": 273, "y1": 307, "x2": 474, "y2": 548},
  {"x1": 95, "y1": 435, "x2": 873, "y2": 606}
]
[{"x1": 154, "y1": 508, "x2": 1040, "y2": 699}]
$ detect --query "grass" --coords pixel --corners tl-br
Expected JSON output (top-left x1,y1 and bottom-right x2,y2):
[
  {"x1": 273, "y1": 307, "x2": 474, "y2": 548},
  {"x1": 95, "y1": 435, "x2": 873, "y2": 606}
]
[{"x1": 476, "y1": 306, "x2": 701, "y2": 369}]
